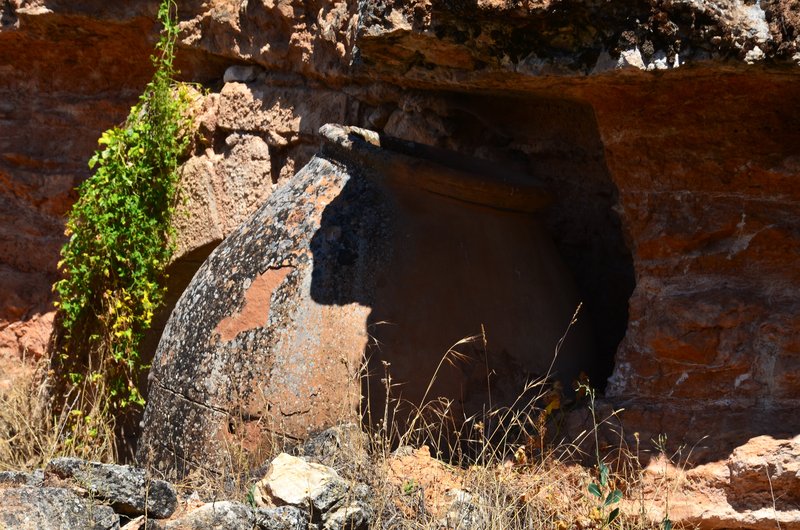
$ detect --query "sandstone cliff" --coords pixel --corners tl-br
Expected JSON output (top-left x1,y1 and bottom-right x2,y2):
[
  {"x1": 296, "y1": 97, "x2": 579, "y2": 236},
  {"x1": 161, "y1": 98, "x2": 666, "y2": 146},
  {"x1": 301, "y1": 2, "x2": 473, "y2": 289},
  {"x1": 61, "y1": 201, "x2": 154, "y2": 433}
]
[
  {"x1": 172, "y1": 0, "x2": 798, "y2": 458},
  {"x1": 1, "y1": 0, "x2": 799, "y2": 527}
]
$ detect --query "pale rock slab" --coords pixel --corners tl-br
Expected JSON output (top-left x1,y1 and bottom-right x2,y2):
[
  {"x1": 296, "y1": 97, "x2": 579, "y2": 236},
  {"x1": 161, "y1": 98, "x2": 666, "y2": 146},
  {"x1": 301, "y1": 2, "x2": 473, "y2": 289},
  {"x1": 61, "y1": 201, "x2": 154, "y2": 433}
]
[{"x1": 254, "y1": 453, "x2": 349, "y2": 514}]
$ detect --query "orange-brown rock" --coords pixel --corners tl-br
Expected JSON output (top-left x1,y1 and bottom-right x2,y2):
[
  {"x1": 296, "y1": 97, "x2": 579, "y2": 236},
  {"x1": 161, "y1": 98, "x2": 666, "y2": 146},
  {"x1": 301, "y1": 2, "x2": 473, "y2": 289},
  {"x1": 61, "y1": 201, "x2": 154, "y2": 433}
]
[
  {"x1": 633, "y1": 435, "x2": 800, "y2": 529},
  {"x1": 1, "y1": 0, "x2": 799, "y2": 526},
  {"x1": 0, "y1": 1, "x2": 160, "y2": 384},
  {"x1": 0, "y1": 3, "x2": 246, "y2": 386}
]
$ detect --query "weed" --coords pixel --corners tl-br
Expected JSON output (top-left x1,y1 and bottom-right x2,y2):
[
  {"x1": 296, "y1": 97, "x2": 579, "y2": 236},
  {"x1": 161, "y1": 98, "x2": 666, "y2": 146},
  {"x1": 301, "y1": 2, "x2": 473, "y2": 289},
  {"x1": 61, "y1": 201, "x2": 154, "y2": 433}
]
[
  {"x1": 246, "y1": 483, "x2": 257, "y2": 508},
  {"x1": 402, "y1": 478, "x2": 418, "y2": 495},
  {"x1": 583, "y1": 382, "x2": 624, "y2": 527},
  {"x1": 49, "y1": 0, "x2": 195, "y2": 457}
]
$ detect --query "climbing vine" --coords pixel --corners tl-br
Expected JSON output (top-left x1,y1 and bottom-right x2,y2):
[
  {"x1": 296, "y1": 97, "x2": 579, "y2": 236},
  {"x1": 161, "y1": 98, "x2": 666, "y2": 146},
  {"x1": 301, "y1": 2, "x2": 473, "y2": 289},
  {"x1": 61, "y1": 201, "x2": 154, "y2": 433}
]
[{"x1": 53, "y1": 0, "x2": 193, "y2": 422}]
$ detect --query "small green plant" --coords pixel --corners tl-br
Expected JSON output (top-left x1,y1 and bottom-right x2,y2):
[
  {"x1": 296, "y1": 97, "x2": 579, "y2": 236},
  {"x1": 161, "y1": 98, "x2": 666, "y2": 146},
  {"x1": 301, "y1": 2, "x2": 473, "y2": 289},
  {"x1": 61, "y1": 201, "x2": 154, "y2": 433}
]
[
  {"x1": 402, "y1": 478, "x2": 418, "y2": 495},
  {"x1": 582, "y1": 383, "x2": 623, "y2": 528},
  {"x1": 52, "y1": 0, "x2": 193, "y2": 440},
  {"x1": 246, "y1": 483, "x2": 257, "y2": 507},
  {"x1": 588, "y1": 460, "x2": 623, "y2": 527}
]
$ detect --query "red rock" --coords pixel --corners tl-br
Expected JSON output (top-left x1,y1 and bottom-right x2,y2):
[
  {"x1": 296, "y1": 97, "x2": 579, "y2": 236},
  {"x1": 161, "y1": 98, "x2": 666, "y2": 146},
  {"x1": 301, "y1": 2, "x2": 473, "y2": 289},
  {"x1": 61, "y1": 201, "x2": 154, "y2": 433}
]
[
  {"x1": 634, "y1": 436, "x2": 800, "y2": 529},
  {"x1": 1, "y1": 1, "x2": 798, "y2": 525}
]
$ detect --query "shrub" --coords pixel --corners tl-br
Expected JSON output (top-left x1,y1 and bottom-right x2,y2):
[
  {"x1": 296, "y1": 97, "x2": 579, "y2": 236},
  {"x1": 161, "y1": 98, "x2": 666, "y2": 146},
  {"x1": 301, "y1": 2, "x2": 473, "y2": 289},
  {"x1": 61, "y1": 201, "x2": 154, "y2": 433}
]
[{"x1": 51, "y1": 0, "x2": 193, "y2": 447}]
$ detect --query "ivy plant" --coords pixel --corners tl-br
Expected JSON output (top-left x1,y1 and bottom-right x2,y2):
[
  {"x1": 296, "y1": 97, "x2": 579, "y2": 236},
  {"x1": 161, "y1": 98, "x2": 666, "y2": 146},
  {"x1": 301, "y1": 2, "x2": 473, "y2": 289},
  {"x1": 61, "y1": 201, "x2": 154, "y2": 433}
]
[{"x1": 53, "y1": 0, "x2": 193, "y2": 417}]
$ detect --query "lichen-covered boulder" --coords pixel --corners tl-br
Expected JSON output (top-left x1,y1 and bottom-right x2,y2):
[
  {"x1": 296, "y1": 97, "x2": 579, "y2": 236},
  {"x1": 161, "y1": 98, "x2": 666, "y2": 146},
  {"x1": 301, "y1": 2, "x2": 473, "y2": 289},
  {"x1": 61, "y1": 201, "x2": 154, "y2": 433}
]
[
  {"x1": 138, "y1": 124, "x2": 594, "y2": 478},
  {"x1": 149, "y1": 501, "x2": 256, "y2": 530},
  {"x1": 0, "y1": 486, "x2": 119, "y2": 530},
  {"x1": 44, "y1": 457, "x2": 177, "y2": 518},
  {"x1": 139, "y1": 130, "x2": 377, "y2": 478}
]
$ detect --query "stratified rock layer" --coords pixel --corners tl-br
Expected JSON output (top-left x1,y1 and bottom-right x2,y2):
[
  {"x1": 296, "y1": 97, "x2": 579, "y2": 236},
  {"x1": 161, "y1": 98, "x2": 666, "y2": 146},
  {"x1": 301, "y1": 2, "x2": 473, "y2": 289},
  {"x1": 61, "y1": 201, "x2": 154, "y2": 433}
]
[
  {"x1": 0, "y1": 2, "x2": 158, "y2": 373},
  {"x1": 1, "y1": 1, "x2": 799, "y2": 527},
  {"x1": 592, "y1": 73, "x2": 800, "y2": 459}
]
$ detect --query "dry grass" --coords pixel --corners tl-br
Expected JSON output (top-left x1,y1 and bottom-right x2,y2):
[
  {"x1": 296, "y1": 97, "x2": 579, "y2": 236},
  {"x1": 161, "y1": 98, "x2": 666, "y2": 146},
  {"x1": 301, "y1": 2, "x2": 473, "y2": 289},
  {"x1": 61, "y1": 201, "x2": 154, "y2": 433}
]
[
  {"x1": 0, "y1": 360, "x2": 53, "y2": 471},
  {"x1": 330, "y1": 316, "x2": 677, "y2": 529},
  {"x1": 350, "y1": 388, "x2": 680, "y2": 530},
  {"x1": 0, "y1": 358, "x2": 116, "y2": 471},
  {"x1": 351, "y1": 377, "x2": 669, "y2": 530},
  {"x1": 0, "y1": 319, "x2": 684, "y2": 530},
  {"x1": 164, "y1": 311, "x2": 679, "y2": 529}
]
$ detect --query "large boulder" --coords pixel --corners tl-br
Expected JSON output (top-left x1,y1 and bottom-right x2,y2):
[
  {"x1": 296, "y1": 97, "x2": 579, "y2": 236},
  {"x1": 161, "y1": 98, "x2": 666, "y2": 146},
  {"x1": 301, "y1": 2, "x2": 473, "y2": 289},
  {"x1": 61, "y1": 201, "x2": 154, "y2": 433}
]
[{"x1": 138, "y1": 124, "x2": 593, "y2": 477}]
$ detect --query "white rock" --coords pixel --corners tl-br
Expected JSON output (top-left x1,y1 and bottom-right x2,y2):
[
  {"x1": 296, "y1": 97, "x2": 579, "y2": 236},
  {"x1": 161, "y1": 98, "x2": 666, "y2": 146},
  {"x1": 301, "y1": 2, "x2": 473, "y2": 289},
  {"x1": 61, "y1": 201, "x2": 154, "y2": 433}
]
[
  {"x1": 223, "y1": 65, "x2": 261, "y2": 84},
  {"x1": 744, "y1": 46, "x2": 765, "y2": 64},
  {"x1": 618, "y1": 47, "x2": 646, "y2": 70},
  {"x1": 647, "y1": 50, "x2": 670, "y2": 71},
  {"x1": 253, "y1": 453, "x2": 349, "y2": 514}
]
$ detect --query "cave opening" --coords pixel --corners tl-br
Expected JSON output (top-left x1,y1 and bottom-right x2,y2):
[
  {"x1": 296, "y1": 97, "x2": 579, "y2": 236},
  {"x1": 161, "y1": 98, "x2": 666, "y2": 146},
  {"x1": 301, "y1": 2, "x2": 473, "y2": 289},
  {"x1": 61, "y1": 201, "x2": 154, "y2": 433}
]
[
  {"x1": 129, "y1": 91, "x2": 636, "y2": 461},
  {"x1": 313, "y1": 113, "x2": 635, "y2": 446},
  {"x1": 429, "y1": 93, "x2": 636, "y2": 394}
]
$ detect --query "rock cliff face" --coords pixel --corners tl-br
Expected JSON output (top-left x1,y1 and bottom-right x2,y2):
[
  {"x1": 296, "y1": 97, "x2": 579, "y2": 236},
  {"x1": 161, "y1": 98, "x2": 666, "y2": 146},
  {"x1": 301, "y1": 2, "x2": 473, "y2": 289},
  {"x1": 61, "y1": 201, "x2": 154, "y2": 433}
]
[
  {"x1": 0, "y1": 1, "x2": 157, "y2": 377},
  {"x1": 0, "y1": 0, "x2": 227, "y2": 381},
  {"x1": 155, "y1": 0, "x2": 799, "y2": 462},
  {"x1": 2, "y1": 0, "x2": 799, "y2": 526}
]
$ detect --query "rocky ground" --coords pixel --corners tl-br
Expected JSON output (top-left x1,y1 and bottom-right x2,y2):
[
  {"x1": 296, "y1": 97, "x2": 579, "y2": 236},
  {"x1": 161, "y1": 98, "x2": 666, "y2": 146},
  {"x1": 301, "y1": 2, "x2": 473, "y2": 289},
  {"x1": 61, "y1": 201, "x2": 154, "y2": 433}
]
[
  {"x1": 0, "y1": 453, "x2": 353, "y2": 529},
  {"x1": 2, "y1": 422, "x2": 799, "y2": 529},
  {"x1": 0, "y1": 425, "x2": 491, "y2": 530}
]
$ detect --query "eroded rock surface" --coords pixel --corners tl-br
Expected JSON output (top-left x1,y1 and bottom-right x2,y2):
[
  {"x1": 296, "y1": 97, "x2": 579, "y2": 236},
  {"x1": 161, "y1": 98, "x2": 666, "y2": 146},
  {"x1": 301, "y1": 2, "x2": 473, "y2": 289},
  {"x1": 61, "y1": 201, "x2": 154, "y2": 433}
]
[
  {"x1": 594, "y1": 73, "x2": 800, "y2": 460},
  {"x1": 0, "y1": 486, "x2": 120, "y2": 530},
  {"x1": 139, "y1": 152, "x2": 368, "y2": 476},
  {"x1": 0, "y1": 0, "x2": 227, "y2": 385},
  {"x1": 44, "y1": 457, "x2": 178, "y2": 518},
  {"x1": 638, "y1": 435, "x2": 800, "y2": 529},
  {"x1": 138, "y1": 125, "x2": 593, "y2": 477},
  {"x1": 0, "y1": 0, "x2": 159, "y2": 384}
]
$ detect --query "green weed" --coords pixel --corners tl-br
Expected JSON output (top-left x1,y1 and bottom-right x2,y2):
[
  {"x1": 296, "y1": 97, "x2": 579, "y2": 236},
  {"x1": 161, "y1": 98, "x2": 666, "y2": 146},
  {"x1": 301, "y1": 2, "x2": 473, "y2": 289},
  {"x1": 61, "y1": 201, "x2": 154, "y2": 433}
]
[
  {"x1": 583, "y1": 382, "x2": 624, "y2": 527},
  {"x1": 51, "y1": 0, "x2": 194, "y2": 453}
]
